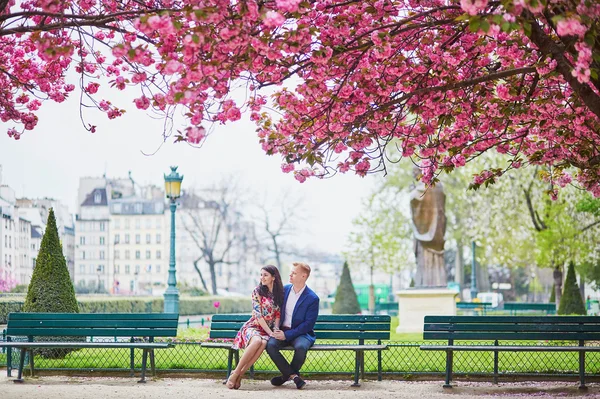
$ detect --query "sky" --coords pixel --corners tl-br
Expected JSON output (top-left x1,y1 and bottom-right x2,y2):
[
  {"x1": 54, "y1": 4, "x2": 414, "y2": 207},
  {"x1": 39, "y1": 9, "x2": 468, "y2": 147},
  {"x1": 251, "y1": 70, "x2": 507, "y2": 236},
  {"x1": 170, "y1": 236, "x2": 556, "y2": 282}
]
[{"x1": 0, "y1": 86, "x2": 381, "y2": 254}]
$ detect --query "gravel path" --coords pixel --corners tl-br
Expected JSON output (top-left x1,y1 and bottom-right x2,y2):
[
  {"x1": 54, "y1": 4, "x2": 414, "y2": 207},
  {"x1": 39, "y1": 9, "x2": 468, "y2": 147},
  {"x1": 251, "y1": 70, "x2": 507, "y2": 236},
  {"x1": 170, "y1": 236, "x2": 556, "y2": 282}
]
[{"x1": 2, "y1": 377, "x2": 600, "y2": 398}]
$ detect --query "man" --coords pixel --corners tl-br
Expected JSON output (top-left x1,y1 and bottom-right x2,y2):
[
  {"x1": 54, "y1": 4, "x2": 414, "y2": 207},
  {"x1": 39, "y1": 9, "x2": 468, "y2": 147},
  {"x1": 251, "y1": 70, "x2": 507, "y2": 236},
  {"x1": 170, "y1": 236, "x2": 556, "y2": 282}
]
[{"x1": 267, "y1": 262, "x2": 319, "y2": 389}]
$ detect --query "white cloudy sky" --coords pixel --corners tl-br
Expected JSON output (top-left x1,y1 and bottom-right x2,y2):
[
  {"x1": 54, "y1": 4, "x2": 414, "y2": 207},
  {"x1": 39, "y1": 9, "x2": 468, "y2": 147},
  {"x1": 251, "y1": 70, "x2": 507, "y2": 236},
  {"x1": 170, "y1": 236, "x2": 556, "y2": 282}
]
[{"x1": 0, "y1": 85, "x2": 382, "y2": 254}]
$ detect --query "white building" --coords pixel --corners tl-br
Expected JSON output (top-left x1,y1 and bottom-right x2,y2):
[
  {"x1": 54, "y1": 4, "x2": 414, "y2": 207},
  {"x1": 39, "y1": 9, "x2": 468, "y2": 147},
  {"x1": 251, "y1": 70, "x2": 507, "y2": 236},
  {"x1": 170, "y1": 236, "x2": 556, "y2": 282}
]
[{"x1": 75, "y1": 176, "x2": 169, "y2": 295}]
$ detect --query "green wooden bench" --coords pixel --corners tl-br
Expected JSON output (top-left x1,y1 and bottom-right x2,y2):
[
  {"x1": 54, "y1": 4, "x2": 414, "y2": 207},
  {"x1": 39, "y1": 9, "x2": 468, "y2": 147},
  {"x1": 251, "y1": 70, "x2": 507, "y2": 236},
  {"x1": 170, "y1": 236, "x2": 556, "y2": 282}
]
[
  {"x1": 503, "y1": 302, "x2": 556, "y2": 315},
  {"x1": 456, "y1": 302, "x2": 492, "y2": 315},
  {"x1": 420, "y1": 315, "x2": 600, "y2": 389},
  {"x1": 1, "y1": 312, "x2": 178, "y2": 383},
  {"x1": 202, "y1": 314, "x2": 390, "y2": 387}
]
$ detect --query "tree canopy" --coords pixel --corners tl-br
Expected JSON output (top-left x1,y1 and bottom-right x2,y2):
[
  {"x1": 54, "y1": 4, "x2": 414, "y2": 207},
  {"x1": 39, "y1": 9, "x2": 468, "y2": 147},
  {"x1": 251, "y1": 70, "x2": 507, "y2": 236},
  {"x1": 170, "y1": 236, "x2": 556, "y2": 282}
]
[{"x1": 3, "y1": 1, "x2": 599, "y2": 190}]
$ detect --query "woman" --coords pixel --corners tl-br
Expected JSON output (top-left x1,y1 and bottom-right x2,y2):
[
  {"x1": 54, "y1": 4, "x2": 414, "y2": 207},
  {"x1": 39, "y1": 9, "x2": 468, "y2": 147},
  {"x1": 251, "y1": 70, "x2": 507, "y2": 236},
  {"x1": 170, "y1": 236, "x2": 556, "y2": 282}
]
[{"x1": 226, "y1": 265, "x2": 284, "y2": 389}]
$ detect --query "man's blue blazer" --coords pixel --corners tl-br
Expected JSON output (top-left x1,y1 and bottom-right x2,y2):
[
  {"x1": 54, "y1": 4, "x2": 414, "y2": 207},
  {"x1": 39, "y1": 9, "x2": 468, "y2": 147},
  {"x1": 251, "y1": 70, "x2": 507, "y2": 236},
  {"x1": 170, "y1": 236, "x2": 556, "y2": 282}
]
[{"x1": 281, "y1": 284, "x2": 320, "y2": 343}]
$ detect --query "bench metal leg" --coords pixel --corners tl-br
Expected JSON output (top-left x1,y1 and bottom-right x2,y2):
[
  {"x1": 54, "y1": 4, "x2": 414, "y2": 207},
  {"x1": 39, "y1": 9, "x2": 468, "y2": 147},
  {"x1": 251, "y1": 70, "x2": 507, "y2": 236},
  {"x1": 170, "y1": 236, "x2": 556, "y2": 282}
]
[
  {"x1": 14, "y1": 348, "x2": 26, "y2": 383},
  {"x1": 493, "y1": 340, "x2": 499, "y2": 385},
  {"x1": 443, "y1": 349, "x2": 453, "y2": 388},
  {"x1": 351, "y1": 351, "x2": 361, "y2": 387},
  {"x1": 377, "y1": 348, "x2": 382, "y2": 381},
  {"x1": 138, "y1": 349, "x2": 148, "y2": 383},
  {"x1": 130, "y1": 340, "x2": 135, "y2": 377},
  {"x1": 29, "y1": 349, "x2": 34, "y2": 377},
  {"x1": 250, "y1": 365, "x2": 254, "y2": 379},
  {"x1": 360, "y1": 351, "x2": 365, "y2": 381},
  {"x1": 579, "y1": 341, "x2": 587, "y2": 390},
  {"x1": 150, "y1": 349, "x2": 156, "y2": 376},
  {"x1": 7, "y1": 337, "x2": 12, "y2": 377},
  {"x1": 223, "y1": 349, "x2": 234, "y2": 384}
]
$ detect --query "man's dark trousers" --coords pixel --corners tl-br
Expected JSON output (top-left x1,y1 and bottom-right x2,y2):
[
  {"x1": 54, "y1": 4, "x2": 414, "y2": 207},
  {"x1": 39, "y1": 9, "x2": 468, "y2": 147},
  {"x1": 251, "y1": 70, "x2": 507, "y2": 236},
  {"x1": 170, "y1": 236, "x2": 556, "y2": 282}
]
[{"x1": 267, "y1": 336, "x2": 313, "y2": 377}]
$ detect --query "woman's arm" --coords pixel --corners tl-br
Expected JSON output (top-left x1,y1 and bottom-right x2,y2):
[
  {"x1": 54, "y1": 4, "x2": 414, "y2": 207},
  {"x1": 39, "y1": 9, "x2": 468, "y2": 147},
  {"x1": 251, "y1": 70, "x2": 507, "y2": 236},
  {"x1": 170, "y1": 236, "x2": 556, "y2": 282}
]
[{"x1": 257, "y1": 317, "x2": 274, "y2": 337}]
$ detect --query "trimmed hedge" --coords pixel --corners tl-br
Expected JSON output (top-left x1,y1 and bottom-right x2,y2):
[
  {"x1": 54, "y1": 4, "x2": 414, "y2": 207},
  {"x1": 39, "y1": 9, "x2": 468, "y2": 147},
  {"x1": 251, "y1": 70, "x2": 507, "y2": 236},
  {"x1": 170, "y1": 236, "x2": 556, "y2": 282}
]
[{"x1": 0, "y1": 296, "x2": 251, "y2": 324}]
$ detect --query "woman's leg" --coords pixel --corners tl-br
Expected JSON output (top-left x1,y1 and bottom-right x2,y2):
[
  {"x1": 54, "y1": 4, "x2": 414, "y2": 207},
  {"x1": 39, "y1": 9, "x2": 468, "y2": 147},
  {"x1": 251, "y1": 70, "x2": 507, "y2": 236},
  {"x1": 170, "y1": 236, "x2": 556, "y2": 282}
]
[
  {"x1": 228, "y1": 336, "x2": 264, "y2": 388},
  {"x1": 239, "y1": 339, "x2": 267, "y2": 375}
]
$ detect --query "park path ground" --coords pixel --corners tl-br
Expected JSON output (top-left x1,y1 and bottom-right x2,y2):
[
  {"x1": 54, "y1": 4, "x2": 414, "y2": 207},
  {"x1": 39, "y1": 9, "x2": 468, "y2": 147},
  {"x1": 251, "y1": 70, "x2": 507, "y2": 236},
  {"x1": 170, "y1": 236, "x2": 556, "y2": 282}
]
[{"x1": 1, "y1": 376, "x2": 600, "y2": 398}]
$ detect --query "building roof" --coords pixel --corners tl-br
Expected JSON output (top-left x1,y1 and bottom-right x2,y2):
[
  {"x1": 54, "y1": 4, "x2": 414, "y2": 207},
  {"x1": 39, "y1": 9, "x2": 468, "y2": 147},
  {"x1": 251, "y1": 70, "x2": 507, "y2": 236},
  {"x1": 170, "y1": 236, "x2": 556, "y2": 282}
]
[{"x1": 81, "y1": 188, "x2": 108, "y2": 207}]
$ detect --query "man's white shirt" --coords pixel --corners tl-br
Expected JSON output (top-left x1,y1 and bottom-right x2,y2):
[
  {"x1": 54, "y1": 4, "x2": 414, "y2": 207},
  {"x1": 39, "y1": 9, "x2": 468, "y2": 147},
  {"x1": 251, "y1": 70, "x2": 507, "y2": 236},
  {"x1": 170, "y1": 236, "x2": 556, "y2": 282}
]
[{"x1": 282, "y1": 285, "x2": 306, "y2": 329}]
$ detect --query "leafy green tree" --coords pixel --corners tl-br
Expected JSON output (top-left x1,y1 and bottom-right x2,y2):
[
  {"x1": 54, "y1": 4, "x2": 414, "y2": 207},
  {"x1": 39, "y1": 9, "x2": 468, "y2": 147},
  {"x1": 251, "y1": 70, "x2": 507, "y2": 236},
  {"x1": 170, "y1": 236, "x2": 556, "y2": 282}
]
[
  {"x1": 24, "y1": 208, "x2": 79, "y2": 358},
  {"x1": 344, "y1": 190, "x2": 412, "y2": 313},
  {"x1": 558, "y1": 262, "x2": 586, "y2": 315},
  {"x1": 332, "y1": 262, "x2": 361, "y2": 315}
]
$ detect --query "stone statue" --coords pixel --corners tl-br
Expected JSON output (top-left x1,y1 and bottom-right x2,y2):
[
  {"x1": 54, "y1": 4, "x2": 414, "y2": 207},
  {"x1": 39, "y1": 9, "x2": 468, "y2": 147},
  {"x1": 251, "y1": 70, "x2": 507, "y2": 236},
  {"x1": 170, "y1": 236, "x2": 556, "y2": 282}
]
[{"x1": 409, "y1": 170, "x2": 447, "y2": 287}]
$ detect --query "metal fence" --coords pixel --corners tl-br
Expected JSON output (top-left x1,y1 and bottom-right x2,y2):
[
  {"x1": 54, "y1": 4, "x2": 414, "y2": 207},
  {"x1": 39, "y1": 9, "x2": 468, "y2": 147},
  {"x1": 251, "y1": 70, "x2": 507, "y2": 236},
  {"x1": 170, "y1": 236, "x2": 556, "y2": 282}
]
[{"x1": 2, "y1": 332, "x2": 600, "y2": 379}]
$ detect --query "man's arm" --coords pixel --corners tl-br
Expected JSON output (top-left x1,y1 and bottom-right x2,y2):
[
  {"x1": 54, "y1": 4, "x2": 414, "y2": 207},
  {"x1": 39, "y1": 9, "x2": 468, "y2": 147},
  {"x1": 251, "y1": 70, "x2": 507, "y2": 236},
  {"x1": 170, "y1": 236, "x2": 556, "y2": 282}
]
[{"x1": 284, "y1": 295, "x2": 320, "y2": 341}]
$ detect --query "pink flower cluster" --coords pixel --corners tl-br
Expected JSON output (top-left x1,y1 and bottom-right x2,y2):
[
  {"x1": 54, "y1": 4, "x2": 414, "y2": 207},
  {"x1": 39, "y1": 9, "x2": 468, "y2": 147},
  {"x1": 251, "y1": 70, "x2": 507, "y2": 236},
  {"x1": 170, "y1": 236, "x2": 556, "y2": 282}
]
[
  {"x1": 556, "y1": 18, "x2": 587, "y2": 38},
  {"x1": 460, "y1": 0, "x2": 488, "y2": 15}
]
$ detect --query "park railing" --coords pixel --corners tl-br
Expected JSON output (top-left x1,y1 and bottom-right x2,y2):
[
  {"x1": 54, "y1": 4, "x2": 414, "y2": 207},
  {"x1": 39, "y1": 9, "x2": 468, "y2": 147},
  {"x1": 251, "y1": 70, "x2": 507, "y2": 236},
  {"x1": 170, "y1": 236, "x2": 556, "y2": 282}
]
[{"x1": 2, "y1": 335, "x2": 599, "y2": 379}]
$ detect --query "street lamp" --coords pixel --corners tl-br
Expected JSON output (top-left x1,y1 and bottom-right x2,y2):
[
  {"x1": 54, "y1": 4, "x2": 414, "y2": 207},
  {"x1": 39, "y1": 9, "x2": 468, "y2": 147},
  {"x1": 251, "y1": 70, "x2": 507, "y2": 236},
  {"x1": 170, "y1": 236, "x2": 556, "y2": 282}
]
[
  {"x1": 163, "y1": 166, "x2": 183, "y2": 313},
  {"x1": 471, "y1": 241, "x2": 478, "y2": 301}
]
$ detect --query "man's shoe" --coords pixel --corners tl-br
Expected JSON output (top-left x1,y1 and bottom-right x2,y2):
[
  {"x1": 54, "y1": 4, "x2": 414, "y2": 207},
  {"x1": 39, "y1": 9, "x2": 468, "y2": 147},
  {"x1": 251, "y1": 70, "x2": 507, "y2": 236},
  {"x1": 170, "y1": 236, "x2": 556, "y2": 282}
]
[
  {"x1": 270, "y1": 375, "x2": 289, "y2": 386},
  {"x1": 293, "y1": 376, "x2": 306, "y2": 389}
]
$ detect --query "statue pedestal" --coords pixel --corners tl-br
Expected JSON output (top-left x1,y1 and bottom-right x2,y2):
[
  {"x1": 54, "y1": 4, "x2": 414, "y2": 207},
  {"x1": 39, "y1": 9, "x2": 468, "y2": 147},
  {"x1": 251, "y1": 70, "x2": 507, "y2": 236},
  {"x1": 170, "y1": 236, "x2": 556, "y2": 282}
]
[{"x1": 395, "y1": 289, "x2": 458, "y2": 333}]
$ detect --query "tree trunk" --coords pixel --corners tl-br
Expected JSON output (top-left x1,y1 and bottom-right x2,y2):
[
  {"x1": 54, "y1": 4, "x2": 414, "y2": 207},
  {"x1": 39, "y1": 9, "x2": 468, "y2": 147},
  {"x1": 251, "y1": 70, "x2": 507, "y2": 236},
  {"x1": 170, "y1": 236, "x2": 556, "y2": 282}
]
[
  {"x1": 209, "y1": 262, "x2": 218, "y2": 295},
  {"x1": 579, "y1": 271, "x2": 586, "y2": 305},
  {"x1": 192, "y1": 258, "x2": 209, "y2": 292},
  {"x1": 553, "y1": 266, "x2": 563, "y2": 309}
]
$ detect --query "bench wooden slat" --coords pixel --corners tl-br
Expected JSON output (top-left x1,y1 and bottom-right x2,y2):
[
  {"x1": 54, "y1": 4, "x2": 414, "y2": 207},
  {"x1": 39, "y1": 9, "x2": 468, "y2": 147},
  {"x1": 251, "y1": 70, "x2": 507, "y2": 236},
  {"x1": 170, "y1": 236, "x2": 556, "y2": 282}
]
[
  {"x1": 0, "y1": 342, "x2": 171, "y2": 349},
  {"x1": 9, "y1": 320, "x2": 178, "y2": 329},
  {"x1": 201, "y1": 342, "x2": 387, "y2": 351},
  {"x1": 420, "y1": 345, "x2": 600, "y2": 352},
  {"x1": 210, "y1": 314, "x2": 392, "y2": 323},
  {"x1": 7, "y1": 328, "x2": 177, "y2": 337},
  {"x1": 8, "y1": 313, "x2": 178, "y2": 321},
  {"x1": 423, "y1": 331, "x2": 600, "y2": 340},
  {"x1": 424, "y1": 315, "x2": 600, "y2": 324},
  {"x1": 424, "y1": 323, "x2": 600, "y2": 333},
  {"x1": 210, "y1": 322, "x2": 390, "y2": 331},
  {"x1": 209, "y1": 330, "x2": 389, "y2": 340}
]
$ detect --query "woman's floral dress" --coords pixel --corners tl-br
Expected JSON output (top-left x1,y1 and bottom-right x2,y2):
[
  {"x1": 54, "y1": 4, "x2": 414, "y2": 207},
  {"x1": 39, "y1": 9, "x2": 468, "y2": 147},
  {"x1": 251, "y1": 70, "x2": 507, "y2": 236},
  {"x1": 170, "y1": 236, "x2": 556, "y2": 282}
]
[{"x1": 232, "y1": 287, "x2": 280, "y2": 349}]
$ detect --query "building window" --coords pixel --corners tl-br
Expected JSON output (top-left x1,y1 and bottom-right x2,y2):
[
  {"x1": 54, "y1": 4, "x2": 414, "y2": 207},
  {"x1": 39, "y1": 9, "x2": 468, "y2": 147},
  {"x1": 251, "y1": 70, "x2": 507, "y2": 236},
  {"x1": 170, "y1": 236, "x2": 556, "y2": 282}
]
[
  {"x1": 99, "y1": 250, "x2": 105, "y2": 260},
  {"x1": 145, "y1": 250, "x2": 151, "y2": 259},
  {"x1": 135, "y1": 234, "x2": 141, "y2": 244},
  {"x1": 156, "y1": 250, "x2": 161, "y2": 259},
  {"x1": 94, "y1": 192, "x2": 102, "y2": 204},
  {"x1": 97, "y1": 265, "x2": 105, "y2": 273},
  {"x1": 156, "y1": 265, "x2": 161, "y2": 274},
  {"x1": 125, "y1": 218, "x2": 130, "y2": 229},
  {"x1": 114, "y1": 219, "x2": 121, "y2": 229},
  {"x1": 135, "y1": 219, "x2": 141, "y2": 229},
  {"x1": 125, "y1": 265, "x2": 131, "y2": 274},
  {"x1": 114, "y1": 265, "x2": 120, "y2": 274},
  {"x1": 146, "y1": 265, "x2": 152, "y2": 273},
  {"x1": 135, "y1": 250, "x2": 140, "y2": 260},
  {"x1": 146, "y1": 219, "x2": 152, "y2": 229},
  {"x1": 114, "y1": 234, "x2": 120, "y2": 244},
  {"x1": 146, "y1": 234, "x2": 151, "y2": 244},
  {"x1": 114, "y1": 250, "x2": 120, "y2": 259},
  {"x1": 79, "y1": 265, "x2": 85, "y2": 274},
  {"x1": 135, "y1": 265, "x2": 140, "y2": 274},
  {"x1": 81, "y1": 251, "x2": 86, "y2": 260},
  {"x1": 125, "y1": 250, "x2": 130, "y2": 260},
  {"x1": 4, "y1": 235, "x2": 6, "y2": 247},
  {"x1": 156, "y1": 218, "x2": 162, "y2": 229},
  {"x1": 156, "y1": 234, "x2": 161, "y2": 244},
  {"x1": 125, "y1": 234, "x2": 130, "y2": 244},
  {"x1": 89, "y1": 265, "x2": 95, "y2": 274},
  {"x1": 80, "y1": 236, "x2": 85, "y2": 245},
  {"x1": 99, "y1": 222, "x2": 106, "y2": 232},
  {"x1": 99, "y1": 237, "x2": 105, "y2": 245}
]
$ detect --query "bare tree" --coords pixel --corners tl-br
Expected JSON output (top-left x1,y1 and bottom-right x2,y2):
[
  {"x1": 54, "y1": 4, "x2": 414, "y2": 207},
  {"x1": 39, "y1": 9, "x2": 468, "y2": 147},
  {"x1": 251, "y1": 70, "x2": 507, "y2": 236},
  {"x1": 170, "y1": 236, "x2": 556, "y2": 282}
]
[
  {"x1": 256, "y1": 191, "x2": 305, "y2": 271},
  {"x1": 180, "y1": 182, "x2": 250, "y2": 295}
]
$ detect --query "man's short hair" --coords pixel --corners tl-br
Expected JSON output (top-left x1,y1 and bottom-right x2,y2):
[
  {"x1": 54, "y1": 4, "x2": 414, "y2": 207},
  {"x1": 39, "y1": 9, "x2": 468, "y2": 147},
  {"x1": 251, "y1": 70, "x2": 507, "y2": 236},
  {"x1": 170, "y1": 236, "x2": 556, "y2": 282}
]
[{"x1": 292, "y1": 262, "x2": 311, "y2": 278}]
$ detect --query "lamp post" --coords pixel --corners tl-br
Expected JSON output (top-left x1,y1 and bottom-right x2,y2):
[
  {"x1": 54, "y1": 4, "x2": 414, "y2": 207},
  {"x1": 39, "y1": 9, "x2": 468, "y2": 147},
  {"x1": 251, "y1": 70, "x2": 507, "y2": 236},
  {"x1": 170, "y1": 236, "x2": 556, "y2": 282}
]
[
  {"x1": 470, "y1": 241, "x2": 478, "y2": 301},
  {"x1": 163, "y1": 166, "x2": 183, "y2": 313}
]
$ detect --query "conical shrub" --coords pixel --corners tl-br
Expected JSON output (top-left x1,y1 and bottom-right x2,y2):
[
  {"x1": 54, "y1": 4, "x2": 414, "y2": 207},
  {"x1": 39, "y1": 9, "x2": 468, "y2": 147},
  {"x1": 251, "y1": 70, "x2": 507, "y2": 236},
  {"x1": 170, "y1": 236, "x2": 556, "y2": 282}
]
[
  {"x1": 549, "y1": 283, "x2": 555, "y2": 303},
  {"x1": 332, "y1": 262, "x2": 361, "y2": 314},
  {"x1": 24, "y1": 208, "x2": 80, "y2": 358},
  {"x1": 558, "y1": 262, "x2": 586, "y2": 315}
]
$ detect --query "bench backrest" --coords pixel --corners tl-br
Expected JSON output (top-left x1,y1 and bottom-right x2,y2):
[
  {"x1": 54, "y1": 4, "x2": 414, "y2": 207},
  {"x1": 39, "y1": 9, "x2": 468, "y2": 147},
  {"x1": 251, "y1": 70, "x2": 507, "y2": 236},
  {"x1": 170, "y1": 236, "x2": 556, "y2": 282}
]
[
  {"x1": 503, "y1": 302, "x2": 556, "y2": 311},
  {"x1": 456, "y1": 302, "x2": 492, "y2": 308},
  {"x1": 209, "y1": 314, "x2": 391, "y2": 341},
  {"x1": 424, "y1": 315, "x2": 600, "y2": 341},
  {"x1": 6, "y1": 313, "x2": 179, "y2": 339}
]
